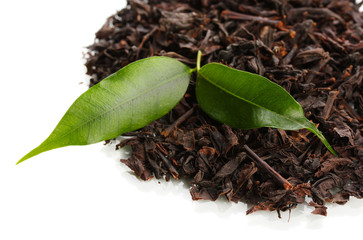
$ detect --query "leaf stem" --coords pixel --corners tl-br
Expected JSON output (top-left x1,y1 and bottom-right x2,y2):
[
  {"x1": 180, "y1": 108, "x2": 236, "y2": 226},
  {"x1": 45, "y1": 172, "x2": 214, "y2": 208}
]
[
  {"x1": 196, "y1": 50, "x2": 202, "y2": 72},
  {"x1": 190, "y1": 67, "x2": 197, "y2": 73},
  {"x1": 244, "y1": 144, "x2": 293, "y2": 190}
]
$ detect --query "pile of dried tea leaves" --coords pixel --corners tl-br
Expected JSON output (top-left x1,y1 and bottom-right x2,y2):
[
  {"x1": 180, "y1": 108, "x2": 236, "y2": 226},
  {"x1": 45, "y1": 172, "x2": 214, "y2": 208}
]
[{"x1": 85, "y1": 0, "x2": 362, "y2": 216}]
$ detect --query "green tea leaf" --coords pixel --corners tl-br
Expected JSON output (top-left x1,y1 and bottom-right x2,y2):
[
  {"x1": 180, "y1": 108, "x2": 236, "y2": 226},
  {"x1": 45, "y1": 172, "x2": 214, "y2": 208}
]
[
  {"x1": 18, "y1": 57, "x2": 192, "y2": 164},
  {"x1": 196, "y1": 63, "x2": 336, "y2": 155}
]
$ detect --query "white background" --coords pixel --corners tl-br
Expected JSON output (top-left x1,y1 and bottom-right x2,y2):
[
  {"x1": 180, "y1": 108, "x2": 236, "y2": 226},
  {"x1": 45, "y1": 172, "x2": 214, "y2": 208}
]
[{"x1": 0, "y1": 1, "x2": 362, "y2": 239}]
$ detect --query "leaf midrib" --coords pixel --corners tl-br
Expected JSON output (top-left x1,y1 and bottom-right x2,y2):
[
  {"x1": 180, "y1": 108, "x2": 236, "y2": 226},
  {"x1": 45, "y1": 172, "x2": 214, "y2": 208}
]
[
  {"x1": 198, "y1": 70, "x2": 307, "y2": 129},
  {"x1": 47, "y1": 70, "x2": 188, "y2": 146}
]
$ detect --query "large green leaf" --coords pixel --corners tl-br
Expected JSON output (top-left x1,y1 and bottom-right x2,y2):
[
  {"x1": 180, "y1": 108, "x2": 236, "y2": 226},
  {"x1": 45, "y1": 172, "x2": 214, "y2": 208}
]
[
  {"x1": 18, "y1": 57, "x2": 192, "y2": 164},
  {"x1": 196, "y1": 63, "x2": 336, "y2": 155}
]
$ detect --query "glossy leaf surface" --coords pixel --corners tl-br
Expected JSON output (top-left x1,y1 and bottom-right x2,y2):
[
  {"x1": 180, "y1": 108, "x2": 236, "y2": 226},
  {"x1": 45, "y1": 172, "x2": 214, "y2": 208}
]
[
  {"x1": 18, "y1": 57, "x2": 192, "y2": 163},
  {"x1": 196, "y1": 63, "x2": 336, "y2": 155}
]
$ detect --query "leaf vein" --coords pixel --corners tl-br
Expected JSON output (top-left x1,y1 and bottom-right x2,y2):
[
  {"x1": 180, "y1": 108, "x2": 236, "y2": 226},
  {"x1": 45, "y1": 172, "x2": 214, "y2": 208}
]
[
  {"x1": 198, "y1": 71, "x2": 306, "y2": 129},
  {"x1": 49, "y1": 71, "x2": 188, "y2": 145}
]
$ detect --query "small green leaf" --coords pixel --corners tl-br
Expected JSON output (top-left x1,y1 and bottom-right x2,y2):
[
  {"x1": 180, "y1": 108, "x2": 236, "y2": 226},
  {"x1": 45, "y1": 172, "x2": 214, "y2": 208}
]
[
  {"x1": 18, "y1": 57, "x2": 192, "y2": 164},
  {"x1": 196, "y1": 63, "x2": 337, "y2": 155}
]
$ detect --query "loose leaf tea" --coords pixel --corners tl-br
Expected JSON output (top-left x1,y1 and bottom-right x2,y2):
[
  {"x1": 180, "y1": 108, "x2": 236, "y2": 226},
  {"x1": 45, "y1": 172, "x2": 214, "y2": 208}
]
[
  {"x1": 20, "y1": 0, "x2": 362, "y2": 217},
  {"x1": 18, "y1": 57, "x2": 191, "y2": 164},
  {"x1": 196, "y1": 62, "x2": 336, "y2": 155},
  {"x1": 84, "y1": 0, "x2": 361, "y2": 217}
]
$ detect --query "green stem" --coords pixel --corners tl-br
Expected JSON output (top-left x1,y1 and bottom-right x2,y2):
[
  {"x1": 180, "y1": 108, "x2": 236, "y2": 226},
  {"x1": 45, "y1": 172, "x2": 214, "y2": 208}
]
[{"x1": 196, "y1": 50, "x2": 202, "y2": 72}]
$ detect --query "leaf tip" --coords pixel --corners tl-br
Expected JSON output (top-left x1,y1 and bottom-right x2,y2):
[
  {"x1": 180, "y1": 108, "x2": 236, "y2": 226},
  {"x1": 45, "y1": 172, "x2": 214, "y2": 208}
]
[
  {"x1": 16, "y1": 154, "x2": 31, "y2": 165},
  {"x1": 329, "y1": 147, "x2": 338, "y2": 157},
  {"x1": 305, "y1": 121, "x2": 337, "y2": 156},
  {"x1": 16, "y1": 144, "x2": 45, "y2": 165}
]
